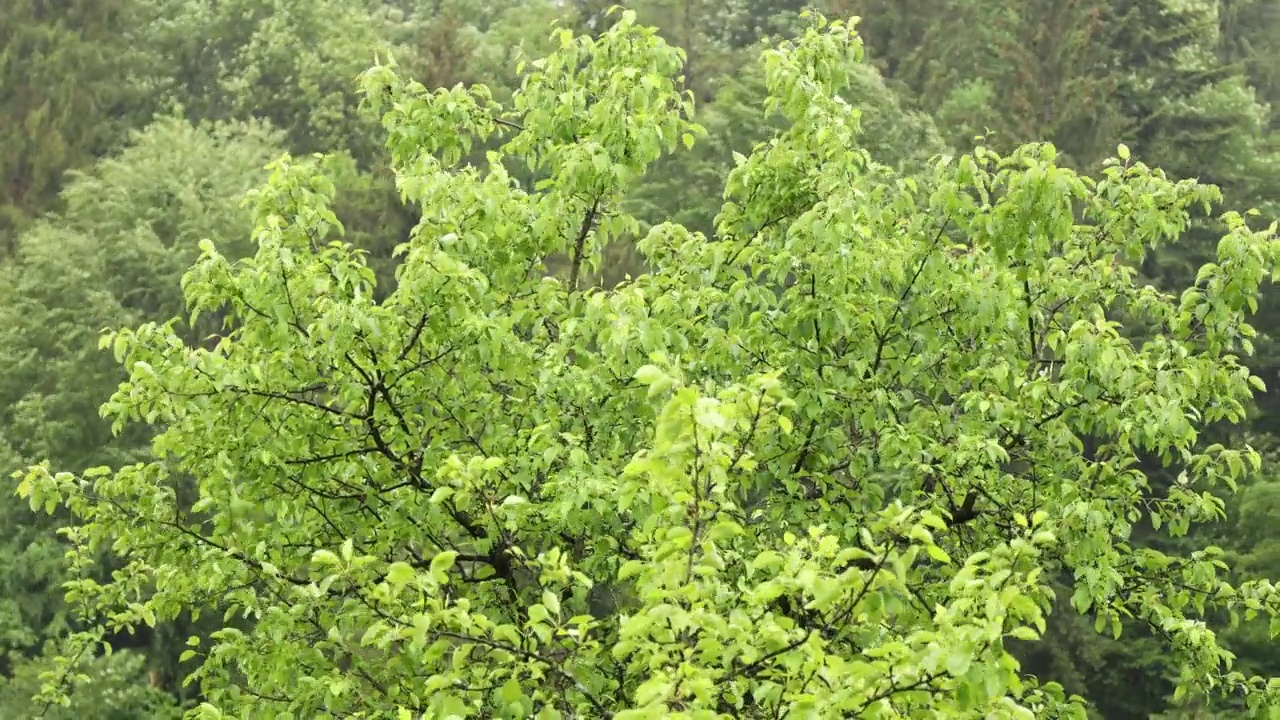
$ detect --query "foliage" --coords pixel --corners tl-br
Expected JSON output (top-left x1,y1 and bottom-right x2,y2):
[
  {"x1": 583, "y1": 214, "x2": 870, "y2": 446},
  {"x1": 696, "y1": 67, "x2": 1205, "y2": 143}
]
[
  {"x1": 1109, "y1": 0, "x2": 1280, "y2": 207},
  {"x1": 56, "y1": 117, "x2": 286, "y2": 319},
  {"x1": 13, "y1": 14, "x2": 1280, "y2": 718},
  {"x1": 0, "y1": 223, "x2": 139, "y2": 684},
  {"x1": 1215, "y1": 438, "x2": 1280, "y2": 690},
  {"x1": 0, "y1": 0, "x2": 150, "y2": 243},
  {"x1": 374, "y1": 0, "x2": 565, "y2": 100},
  {"x1": 630, "y1": 58, "x2": 945, "y2": 241},
  {"x1": 136, "y1": 0, "x2": 389, "y2": 160},
  {"x1": 825, "y1": 7, "x2": 1280, "y2": 709},
  {"x1": 0, "y1": 224, "x2": 141, "y2": 476},
  {"x1": 0, "y1": 116, "x2": 285, "y2": 708},
  {"x1": 0, "y1": 115, "x2": 284, "y2": 470},
  {"x1": 585, "y1": 2, "x2": 947, "y2": 282},
  {"x1": 0, "y1": 645, "x2": 182, "y2": 720},
  {"x1": 1218, "y1": 0, "x2": 1280, "y2": 109}
]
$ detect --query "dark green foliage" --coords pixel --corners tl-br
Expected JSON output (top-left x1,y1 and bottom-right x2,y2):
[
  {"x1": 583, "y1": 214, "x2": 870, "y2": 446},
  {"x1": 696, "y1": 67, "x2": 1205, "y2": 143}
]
[
  {"x1": 135, "y1": 0, "x2": 389, "y2": 161},
  {"x1": 0, "y1": 0, "x2": 150, "y2": 244}
]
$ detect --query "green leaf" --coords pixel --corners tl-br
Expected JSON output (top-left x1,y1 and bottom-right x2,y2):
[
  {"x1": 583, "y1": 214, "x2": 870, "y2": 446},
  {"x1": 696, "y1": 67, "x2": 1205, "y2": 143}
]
[
  {"x1": 386, "y1": 561, "x2": 415, "y2": 587},
  {"x1": 925, "y1": 544, "x2": 952, "y2": 564},
  {"x1": 1009, "y1": 626, "x2": 1040, "y2": 641},
  {"x1": 777, "y1": 414, "x2": 793, "y2": 435},
  {"x1": 528, "y1": 604, "x2": 550, "y2": 624},
  {"x1": 634, "y1": 364, "x2": 665, "y2": 385},
  {"x1": 312, "y1": 550, "x2": 340, "y2": 567},
  {"x1": 430, "y1": 551, "x2": 459, "y2": 582}
]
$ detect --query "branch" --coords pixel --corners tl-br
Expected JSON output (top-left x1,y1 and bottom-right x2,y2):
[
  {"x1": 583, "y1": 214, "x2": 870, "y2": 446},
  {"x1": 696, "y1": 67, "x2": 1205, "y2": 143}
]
[
  {"x1": 568, "y1": 198, "x2": 601, "y2": 292},
  {"x1": 733, "y1": 548, "x2": 891, "y2": 679},
  {"x1": 870, "y1": 220, "x2": 950, "y2": 376}
]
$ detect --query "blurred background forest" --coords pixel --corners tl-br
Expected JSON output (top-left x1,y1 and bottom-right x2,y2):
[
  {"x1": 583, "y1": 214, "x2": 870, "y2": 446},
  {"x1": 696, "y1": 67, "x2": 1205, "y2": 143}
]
[{"x1": 1, "y1": 0, "x2": 1278, "y2": 717}]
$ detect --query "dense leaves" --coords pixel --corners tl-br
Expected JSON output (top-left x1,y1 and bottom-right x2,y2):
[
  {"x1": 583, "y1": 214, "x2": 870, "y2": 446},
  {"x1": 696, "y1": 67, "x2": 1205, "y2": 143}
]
[
  {"x1": 0, "y1": 0, "x2": 149, "y2": 243},
  {"x1": 135, "y1": 0, "x2": 389, "y2": 160},
  {"x1": 13, "y1": 14, "x2": 1280, "y2": 718}
]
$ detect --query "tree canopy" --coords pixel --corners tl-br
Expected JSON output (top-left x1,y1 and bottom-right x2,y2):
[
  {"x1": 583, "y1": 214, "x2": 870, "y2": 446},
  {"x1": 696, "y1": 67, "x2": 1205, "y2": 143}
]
[{"x1": 13, "y1": 12, "x2": 1280, "y2": 718}]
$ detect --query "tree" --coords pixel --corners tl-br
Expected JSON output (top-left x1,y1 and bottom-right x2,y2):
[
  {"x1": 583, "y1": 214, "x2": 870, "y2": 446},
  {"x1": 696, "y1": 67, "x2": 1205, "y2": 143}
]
[
  {"x1": 136, "y1": 0, "x2": 389, "y2": 162},
  {"x1": 822, "y1": 8, "x2": 1280, "y2": 710},
  {"x1": 55, "y1": 116, "x2": 286, "y2": 321},
  {"x1": 1218, "y1": 0, "x2": 1280, "y2": 109},
  {"x1": 629, "y1": 58, "x2": 946, "y2": 245},
  {"x1": 0, "y1": 646, "x2": 181, "y2": 719},
  {"x1": 571, "y1": 1, "x2": 947, "y2": 283},
  {"x1": 0, "y1": 223, "x2": 144, "y2": 702},
  {"x1": 0, "y1": 116, "x2": 285, "y2": 474},
  {"x1": 373, "y1": 0, "x2": 565, "y2": 100},
  {"x1": 0, "y1": 0, "x2": 150, "y2": 245},
  {"x1": 0, "y1": 116, "x2": 287, "y2": 711},
  {"x1": 13, "y1": 13, "x2": 1280, "y2": 717}
]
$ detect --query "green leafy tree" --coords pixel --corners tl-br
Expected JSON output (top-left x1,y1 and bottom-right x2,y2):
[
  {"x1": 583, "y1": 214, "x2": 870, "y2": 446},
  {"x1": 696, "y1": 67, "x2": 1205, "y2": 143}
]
[
  {"x1": 628, "y1": 0, "x2": 743, "y2": 102},
  {"x1": 13, "y1": 14, "x2": 1280, "y2": 718},
  {"x1": 1189, "y1": 436, "x2": 1280, "y2": 716},
  {"x1": 0, "y1": 116, "x2": 286, "y2": 709},
  {"x1": 352, "y1": 0, "x2": 569, "y2": 290},
  {"x1": 1109, "y1": 0, "x2": 1280, "y2": 212},
  {"x1": 715, "y1": 0, "x2": 813, "y2": 48},
  {"x1": 1107, "y1": 0, "x2": 1280, "y2": 441},
  {"x1": 374, "y1": 0, "x2": 564, "y2": 100},
  {"x1": 841, "y1": 0, "x2": 1131, "y2": 168},
  {"x1": 0, "y1": 223, "x2": 142, "y2": 694},
  {"x1": 0, "y1": 0, "x2": 150, "y2": 244},
  {"x1": 55, "y1": 117, "x2": 286, "y2": 320},
  {"x1": 576, "y1": 3, "x2": 946, "y2": 282},
  {"x1": 0, "y1": 646, "x2": 181, "y2": 719},
  {"x1": 137, "y1": 0, "x2": 389, "y2": 161},
  {"x1": 629, "y1": 57, "x2": 945, "y2": 253},
  {"x1": 0, "y1": 116, "x2": 284, "y2": 473},
  {"x1": 826, "y1": 7, "x2": 1280, "y2": 710},
  {"x1": 1218, "y1": 0, "x2": 1280, "y2": 108}
]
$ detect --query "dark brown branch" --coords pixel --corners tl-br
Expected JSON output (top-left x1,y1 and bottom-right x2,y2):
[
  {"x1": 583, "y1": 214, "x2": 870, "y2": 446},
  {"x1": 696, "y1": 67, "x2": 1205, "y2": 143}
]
[{"x1": 568, "y1": 197, "x2": 601, "y2": 292}]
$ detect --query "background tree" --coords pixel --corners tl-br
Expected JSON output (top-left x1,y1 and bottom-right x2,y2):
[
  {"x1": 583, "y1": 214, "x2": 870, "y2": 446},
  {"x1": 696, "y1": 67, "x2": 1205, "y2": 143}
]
[
  {"x1": 136, "y1": 0, "x2": 388, "y2": 161},
  {"x1": 0, "y1": 0, "x2": 150, "y2": 246},
  {"x1": 0, "y1": 116, "x2": 291, "y2": 710}
]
